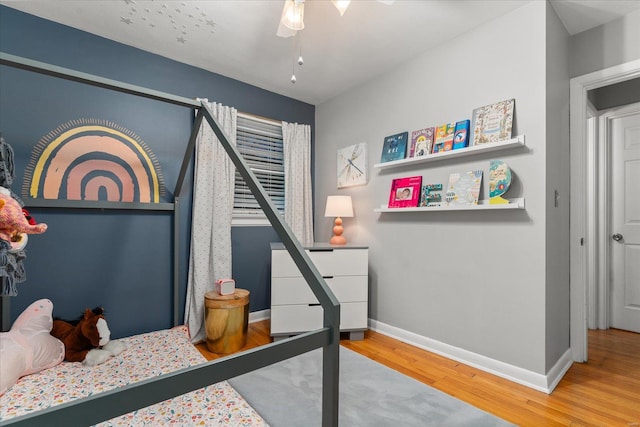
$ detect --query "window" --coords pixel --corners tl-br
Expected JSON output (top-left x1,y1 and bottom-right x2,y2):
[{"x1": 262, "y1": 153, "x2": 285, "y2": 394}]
[{"x1": 233, "y1": 113, "x2": 284, "y2": 225}]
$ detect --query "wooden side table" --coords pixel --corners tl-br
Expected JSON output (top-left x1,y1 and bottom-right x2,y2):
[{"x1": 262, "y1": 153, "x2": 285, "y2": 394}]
[{"x1": 204, "y1": 289, "x2": 250, "y2": 354}]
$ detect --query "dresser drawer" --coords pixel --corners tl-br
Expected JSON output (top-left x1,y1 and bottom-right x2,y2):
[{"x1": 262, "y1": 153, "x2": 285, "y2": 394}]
[
  {"x1": 272, "y1": 248, "x2": 368, "y2": 277},
  {"x1": 271, "y1": 276, "x2": 367, "y2": 305},
  {"x1": 270, "y1": 302, "x2": 368, "y2": 334}
]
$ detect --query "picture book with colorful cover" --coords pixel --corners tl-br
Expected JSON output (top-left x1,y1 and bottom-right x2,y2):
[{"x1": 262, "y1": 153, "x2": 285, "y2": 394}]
[
  {"x1": 489, "y1": 159, "x2": 512, "y2": 204},
  {"x1": 470, "y1": 99, "x2": 515, "y2": 146},
  {"x1": 432, "y1": 123, "x2": 455, "y2": 153},
  {"x1": 388, "y1": 175, "x2": 422, "y2": 208},
  {"x1": 409, "y1": 127, "x2": 435, "y2": 157},
  {"x1": 419, "y1": 183, "x2": 443, "y2": 207},
  {"x1": 380, "y1": 131, "x2": 409, "y2": 163},
  {"x1": 445, "y1": 170, "x2": 483, "y2": 206},
  {"x1": 452, "y1": 120, "x2": 470, "y2": 150}
]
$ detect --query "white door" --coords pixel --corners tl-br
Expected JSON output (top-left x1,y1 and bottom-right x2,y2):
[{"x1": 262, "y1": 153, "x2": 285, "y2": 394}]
[{"x1": 610, "y1": 106, "x2": 640, "y2": 333}]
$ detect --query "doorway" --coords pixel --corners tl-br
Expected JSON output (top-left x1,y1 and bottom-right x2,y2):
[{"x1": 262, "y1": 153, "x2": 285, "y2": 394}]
[
  {"x1": 586, "y1": 103, "x2": 640, "y2": 334},
  {"x1": 570, "y1": 59, "x2": 640, "y2": 362}
]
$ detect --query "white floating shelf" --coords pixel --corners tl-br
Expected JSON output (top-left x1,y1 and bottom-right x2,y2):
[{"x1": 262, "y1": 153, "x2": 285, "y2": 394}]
[
  {"x1": 374, "y1": 198, "x2": 525, "y2": 213},
  {"x1": 373, "y1": 135, "x2": 525, "y2": 170}
]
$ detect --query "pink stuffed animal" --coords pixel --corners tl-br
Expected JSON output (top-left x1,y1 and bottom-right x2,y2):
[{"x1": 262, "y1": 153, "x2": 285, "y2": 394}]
[
  {"x1": 0, "y1": 191, "x2": 47, "y2": 251},
  {"x1": 0, "y1": 299, "x2": 65, "y2": 395}
]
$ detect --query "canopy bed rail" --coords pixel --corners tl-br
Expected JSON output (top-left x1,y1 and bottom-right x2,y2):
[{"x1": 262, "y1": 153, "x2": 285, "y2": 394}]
[{"x1": 0, "y1": 52, "x2": 341, "y2": 427}]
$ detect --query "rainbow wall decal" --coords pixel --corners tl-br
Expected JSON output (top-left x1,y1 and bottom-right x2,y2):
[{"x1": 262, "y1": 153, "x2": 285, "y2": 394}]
[{"x1": 23, "y1": 119, "x2": 165, "y2": 203}]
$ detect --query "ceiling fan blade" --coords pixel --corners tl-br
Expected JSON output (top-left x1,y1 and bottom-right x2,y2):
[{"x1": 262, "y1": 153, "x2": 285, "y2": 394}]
[
  {"x1": 277, "y1": 21, "x2": 297, "y2": 38},
  {"x1": 277, "y1": 0, "x2": 303, "y2": 37}
]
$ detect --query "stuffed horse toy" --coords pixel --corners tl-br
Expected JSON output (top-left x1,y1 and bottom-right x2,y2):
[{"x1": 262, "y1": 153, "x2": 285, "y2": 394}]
[{"x1": 51, "y1": 307, "x2": 125, "y2": 366}]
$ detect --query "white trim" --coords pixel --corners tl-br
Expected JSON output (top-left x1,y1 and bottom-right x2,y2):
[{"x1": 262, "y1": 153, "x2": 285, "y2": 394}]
[
  {"x1": 598, "y1": 103, "x2": 640, "y2": 331},
  {"x1": 586, "y1": 114, "x2": 598, "y2": 329},
  {"x1": 545, "y1": 349, "x2": 575, "y2": 393},
  {"x1": 569, "y1": 59, "x2": 640, "y2": 362},
  {"x1": 596, "y1": 112, "x2": 611, "y2": 330},
  {"x1": 368, "y1": 319, "x2": 573, "y2": 394},
  {"x1": 249, "y1": 309, "x2": 271, "y2": 323}
]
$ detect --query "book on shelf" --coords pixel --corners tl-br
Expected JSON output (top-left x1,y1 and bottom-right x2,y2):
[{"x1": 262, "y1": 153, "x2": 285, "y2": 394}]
[
  {"x1": 470, "y1": 99, "x2": 515, "y2": 146},
  {"x1": 409, "y1": 127, "x2": 435, "y2": 157},
  {"x1": 419, "y1": 183, "x2": 443, "y2": 207},
  {"x1": 489, "y1": 159, "x2": 513, "y2": 204},
  {"x1": 445, "y1": 170, "x2": 483, "y2": 206},
  {"x1": 388, "y1": 175, "x2": 422, "y2": 208},
  {"x1": 380, "y1": 131, "x2": 409, "y2": 163},
  {"x1": 433, "y1": 123, "x2": 455, "y2": 153},
  {"x1": 452, "y1": 120, "x2": 470, "y2": 150}
]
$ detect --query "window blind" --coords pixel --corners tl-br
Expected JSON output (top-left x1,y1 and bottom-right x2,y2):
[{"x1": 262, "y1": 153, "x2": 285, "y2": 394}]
[{"x1": 234, "y1": 114, "x2": 284, "y2": 218}]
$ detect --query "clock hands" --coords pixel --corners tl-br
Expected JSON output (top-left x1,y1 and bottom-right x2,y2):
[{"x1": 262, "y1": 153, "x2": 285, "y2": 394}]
[
  {"x1": 338, "y1": 143, "x2": 366, "y2": 187},
  {"x1": 347, "y1": 158, "x2": 364, "y2": 175}
]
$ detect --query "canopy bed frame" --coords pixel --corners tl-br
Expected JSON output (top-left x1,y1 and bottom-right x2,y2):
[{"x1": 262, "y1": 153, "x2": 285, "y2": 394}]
[{"x1": 0, "y1": 52, "x2": 341, "y2": 427}]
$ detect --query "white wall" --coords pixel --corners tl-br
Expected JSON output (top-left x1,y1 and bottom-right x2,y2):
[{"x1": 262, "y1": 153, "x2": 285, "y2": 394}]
[
  {"x1": 544, "y1": 1, "x2": 571, "y2": 372},
  {"x1": 315, "y1": 1, "x2": 550, "y2": 375},
  {"x1": 570, "y1": 8, "x2": 640, "y2": 78}
]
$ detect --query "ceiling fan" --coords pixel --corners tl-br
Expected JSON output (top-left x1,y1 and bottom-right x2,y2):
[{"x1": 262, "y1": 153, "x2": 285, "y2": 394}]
[{"x1": 276, "y1": 0, "x2": 394, "y2": 38}]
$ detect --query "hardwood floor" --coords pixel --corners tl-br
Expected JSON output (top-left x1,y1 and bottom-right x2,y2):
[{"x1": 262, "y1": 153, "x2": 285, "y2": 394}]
[{"x1": 196, "y1": 321, "x2": 640, "y2": 426}]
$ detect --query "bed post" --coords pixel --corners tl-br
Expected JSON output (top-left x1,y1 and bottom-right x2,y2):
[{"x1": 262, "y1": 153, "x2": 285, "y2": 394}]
[
  {"x1": 323, "y1": 321, "x2": 340, "y2": 425},
  {"x1": 1, "y1": 296, "x2": 9, "y2": 332},
  {"x1": 173, "y1": 110, "x2": 204, "y2": 327}
]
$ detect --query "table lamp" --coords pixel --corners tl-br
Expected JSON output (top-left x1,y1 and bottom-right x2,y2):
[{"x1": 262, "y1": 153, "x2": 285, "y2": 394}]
[{"x1": 324, "y1": 195, "x2": 353, "y2": 245}]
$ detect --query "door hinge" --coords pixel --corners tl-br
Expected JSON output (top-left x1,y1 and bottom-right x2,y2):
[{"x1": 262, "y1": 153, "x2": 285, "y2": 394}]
[{"x1": 580, "y1": 237, "x2": 584, "y2": 246}]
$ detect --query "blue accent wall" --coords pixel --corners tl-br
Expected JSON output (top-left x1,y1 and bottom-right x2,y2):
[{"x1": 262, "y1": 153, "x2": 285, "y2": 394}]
[{"x1": 0, "y1": 6, "x2": 314, "y2": 338}]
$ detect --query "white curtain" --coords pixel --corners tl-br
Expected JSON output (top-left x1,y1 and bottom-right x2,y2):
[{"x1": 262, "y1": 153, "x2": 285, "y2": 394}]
[
  {"x1": 283, "y1": 122, "x2": 313, "y2": 246},
  {"x1": 184, "y1": 100, "x2": 237, "y2": 343}
]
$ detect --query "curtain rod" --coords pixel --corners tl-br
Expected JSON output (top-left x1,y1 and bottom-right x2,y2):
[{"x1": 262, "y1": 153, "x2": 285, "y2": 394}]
[{"x1": 238, "y1": 111, "x2": 282, "y2": 127}]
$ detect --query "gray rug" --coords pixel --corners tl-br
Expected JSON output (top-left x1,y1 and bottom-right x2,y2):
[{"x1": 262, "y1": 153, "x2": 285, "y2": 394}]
[{"x1": 229, "y1": 346, "x2": 513, "y2": 426}]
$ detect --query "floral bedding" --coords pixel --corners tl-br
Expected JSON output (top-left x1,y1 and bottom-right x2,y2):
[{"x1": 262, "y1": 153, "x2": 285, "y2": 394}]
[{"x1": 0, "y1": 326, "x2": 268, "y2": 426}]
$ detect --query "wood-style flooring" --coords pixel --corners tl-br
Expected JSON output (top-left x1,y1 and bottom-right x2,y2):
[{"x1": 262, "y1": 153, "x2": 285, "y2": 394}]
[{"x1": 196, "y1": 321, "x2": 640, "y2": 426}]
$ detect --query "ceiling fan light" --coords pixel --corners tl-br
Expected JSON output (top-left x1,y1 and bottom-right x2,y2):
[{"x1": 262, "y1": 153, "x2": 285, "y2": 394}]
[
  {"x1": 332, "y1": 0, "x2": 351, "y2": 16},
  {"x1": 281, "y1": 0, "x2": 305, "y2": 31}
]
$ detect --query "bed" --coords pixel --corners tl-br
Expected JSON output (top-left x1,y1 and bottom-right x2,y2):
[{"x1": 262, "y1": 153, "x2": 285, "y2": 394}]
[
  {"x1": 0, "y1": 51, "x2": 341, "y2": 426},
  {"x1": 1, "y1": 326, "x2": 267, "y2": 426}
]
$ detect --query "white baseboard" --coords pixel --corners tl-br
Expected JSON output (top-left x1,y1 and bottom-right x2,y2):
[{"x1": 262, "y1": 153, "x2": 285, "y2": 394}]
[
  {"x1": 545, "y1": 348, "x2": 574, "y2": 392},
  {"x1": 369, "y1": 319, "x2": 573, "y2": 394},
  {"x1": 249, "y1": 309, "x2": 270, "y2": 323}
]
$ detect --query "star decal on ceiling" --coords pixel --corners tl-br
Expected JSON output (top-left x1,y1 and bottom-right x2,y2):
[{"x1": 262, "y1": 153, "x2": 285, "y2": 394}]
[{"x1": 118, "y1": 1, "x2": 217, "y2": 46}]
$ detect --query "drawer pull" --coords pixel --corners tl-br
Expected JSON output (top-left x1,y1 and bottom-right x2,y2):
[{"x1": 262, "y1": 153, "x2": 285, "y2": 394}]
[
  {"x1": 322, "y1": 276, "x2": 334, "y2": 279},
  {"x1": 309, "y1": 248, "x2": 334, "y2": 252},
  {"x1": 308, "y1": 303, "x2": 321, "y2": 307}
]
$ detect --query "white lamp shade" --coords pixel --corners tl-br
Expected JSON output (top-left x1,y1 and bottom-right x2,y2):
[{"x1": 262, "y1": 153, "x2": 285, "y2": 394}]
[
  {"x1": 331, "y1": 0, "x2": 351, "y2": 16},
  {"x1": 324, "y1": 195, "x2": 353, "y2": 218},
  {"x1": 281, "y1": 0, "x2": 305, "y2": 31}
]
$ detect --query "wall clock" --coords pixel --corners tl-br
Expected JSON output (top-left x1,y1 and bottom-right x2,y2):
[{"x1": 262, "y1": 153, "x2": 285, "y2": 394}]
[{"x1": 337, "y1": 142, "x2": 367, "y2": 188}]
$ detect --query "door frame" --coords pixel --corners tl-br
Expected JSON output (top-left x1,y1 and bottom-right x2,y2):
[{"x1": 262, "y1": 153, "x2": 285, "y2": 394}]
[
  {"x1": 570, "y1": 59, "x2": 640, "y2": 362},
  {"x1": 603, "y1": 103, "x2": 640, "y2": 331},
  {"x1": 590, "y1": 103, "x2": 640, "y2": 331}
]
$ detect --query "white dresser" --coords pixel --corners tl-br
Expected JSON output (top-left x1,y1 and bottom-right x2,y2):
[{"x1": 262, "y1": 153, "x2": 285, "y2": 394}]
[{"x1": 270, "y1": 243, "x2": 368, "y2": 340}]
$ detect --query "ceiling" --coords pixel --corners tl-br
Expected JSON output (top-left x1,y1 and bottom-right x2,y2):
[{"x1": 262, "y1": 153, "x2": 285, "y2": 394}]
[{"x1": 2, "y1": 0, "x2": 639, "y2": 105}]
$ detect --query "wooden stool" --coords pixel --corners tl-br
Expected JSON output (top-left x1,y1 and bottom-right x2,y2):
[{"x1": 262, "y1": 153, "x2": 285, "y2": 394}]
[{"x1": 204, "y1": 289, "x2": 250, "y2": 354}]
